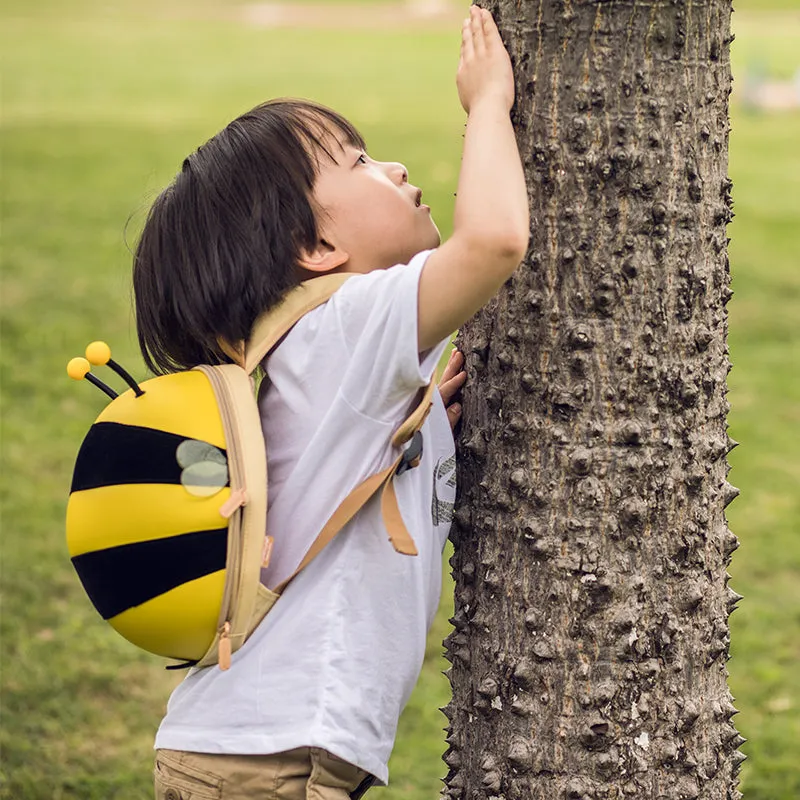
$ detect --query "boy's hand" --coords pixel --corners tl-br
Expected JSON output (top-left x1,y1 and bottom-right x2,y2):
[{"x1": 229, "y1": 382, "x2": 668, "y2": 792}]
[
  {"x1": 439, "y1": 349, "x2": 466, "y2": 431},
  {"x1": 457, "y1": 5, "x2": 515, "y2": 114}
]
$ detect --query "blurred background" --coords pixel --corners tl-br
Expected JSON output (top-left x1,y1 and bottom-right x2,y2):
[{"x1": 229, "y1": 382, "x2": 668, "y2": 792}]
[{"x1": 1, "y1": 0, "x2": 797, "y2": 798}]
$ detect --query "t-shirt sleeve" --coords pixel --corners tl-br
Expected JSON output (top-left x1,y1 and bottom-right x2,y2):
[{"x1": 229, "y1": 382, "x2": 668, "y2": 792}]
[{"x1": 328, "y1": 249, "x2": 449, "y2": 423}]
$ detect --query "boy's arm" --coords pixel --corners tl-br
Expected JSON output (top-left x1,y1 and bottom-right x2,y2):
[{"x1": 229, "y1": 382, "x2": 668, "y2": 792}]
[{"x1": 418, "y1": 5, "x2": 529, "y2": 352}]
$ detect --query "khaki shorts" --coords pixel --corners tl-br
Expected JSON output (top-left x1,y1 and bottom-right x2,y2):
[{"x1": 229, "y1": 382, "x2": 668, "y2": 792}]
[{"x1": 154, "y1": 747, "x2": 375, "y2": 800}]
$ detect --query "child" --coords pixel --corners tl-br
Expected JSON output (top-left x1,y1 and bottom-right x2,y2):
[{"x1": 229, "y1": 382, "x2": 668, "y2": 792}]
[{"x1": 134, "y1": 6, "x2": 528, "y2": 800}]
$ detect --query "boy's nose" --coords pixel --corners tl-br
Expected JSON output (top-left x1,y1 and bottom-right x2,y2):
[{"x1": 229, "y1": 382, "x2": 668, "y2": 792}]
[{"x1": 386, "y1": 162, "x2": 408, "y2": 185}]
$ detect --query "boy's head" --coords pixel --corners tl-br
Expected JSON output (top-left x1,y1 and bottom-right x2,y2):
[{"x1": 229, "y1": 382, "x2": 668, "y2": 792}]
[
  {"x1": 300, "y1": 132, "x2": 441, "y2": 279},
  {"x1": 134, "y1": 98, "x2": 438, "y2": 375}
]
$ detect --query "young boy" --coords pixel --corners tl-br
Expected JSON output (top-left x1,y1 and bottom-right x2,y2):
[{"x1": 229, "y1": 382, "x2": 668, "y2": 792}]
[{"x1": 143, "y1": 7, "x2": 528, "y2": 799}]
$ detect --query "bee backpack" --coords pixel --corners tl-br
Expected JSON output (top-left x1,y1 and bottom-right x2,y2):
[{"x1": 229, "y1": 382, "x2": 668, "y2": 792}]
[{"x1": 66, "y1": 274, "x2": 434, "y2": 670}]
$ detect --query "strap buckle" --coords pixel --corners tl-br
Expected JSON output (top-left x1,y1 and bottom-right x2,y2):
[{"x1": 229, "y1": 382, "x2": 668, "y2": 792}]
[{"x1": 396, "y1": 430, "x2": 424, "y2": 475}]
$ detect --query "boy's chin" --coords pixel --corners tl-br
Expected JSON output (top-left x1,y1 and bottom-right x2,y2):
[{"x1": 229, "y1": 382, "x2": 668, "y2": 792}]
[{"x1": 426, "y1": 222, "x2": 442, "y2": 249}]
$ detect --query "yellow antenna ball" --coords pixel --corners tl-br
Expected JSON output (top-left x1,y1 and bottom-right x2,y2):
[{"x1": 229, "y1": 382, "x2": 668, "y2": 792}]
[
  {"x1": 67, "y1": 357, "x2": 91, "y2": 380},
  {"x1": 86, "y1": 341, "x2": 111, "y2": 366}
]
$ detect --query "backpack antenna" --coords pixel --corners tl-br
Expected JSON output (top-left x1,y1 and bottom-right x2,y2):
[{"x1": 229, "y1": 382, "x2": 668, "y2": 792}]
[
  {"x1": 85, "y1": 341, "x2": 145, "y2": 397},
  {"x1": 67, "y1": 357, "x2": 118, "y2": 400}
]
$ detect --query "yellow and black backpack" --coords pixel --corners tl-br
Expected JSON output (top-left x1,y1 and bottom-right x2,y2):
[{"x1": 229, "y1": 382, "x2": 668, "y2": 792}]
[{"x1": 66, "y1": 274, "x2": 434, "y2": 670}]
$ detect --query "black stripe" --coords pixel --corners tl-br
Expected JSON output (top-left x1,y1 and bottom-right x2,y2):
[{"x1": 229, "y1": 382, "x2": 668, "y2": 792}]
[
  {"x1": 70, "y1": 422, "x2": 227, "y2": 493},
  {"x1": 71, "y1": 528, "x2": 228, "y2": 619}
]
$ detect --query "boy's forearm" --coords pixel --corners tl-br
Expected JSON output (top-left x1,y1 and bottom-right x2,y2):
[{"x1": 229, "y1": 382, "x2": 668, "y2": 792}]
[
  {"x1": 453, "y1": 97, "x2": 529, "y2": 253},
  {"x1": 415, "y1": 7, "x2": 528, "y2": 350}
]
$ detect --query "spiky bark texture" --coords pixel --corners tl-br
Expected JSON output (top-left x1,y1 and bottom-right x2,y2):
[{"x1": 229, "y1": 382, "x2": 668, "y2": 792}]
[{"x1": 444, "y1": 1, "x2": 741, "y2": 798}]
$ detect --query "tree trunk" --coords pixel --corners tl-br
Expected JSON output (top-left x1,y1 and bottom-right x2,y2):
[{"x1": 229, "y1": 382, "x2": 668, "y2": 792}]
[{"x1": 444, "y1": 0, "x2": 741, "y2": 798}]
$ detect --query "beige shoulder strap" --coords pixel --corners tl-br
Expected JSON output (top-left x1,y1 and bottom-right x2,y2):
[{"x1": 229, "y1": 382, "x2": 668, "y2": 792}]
[
  {"x1": 243, "y1": 273, "x2": 354, "y2": 374},
  {"x1": 393, "y1": 380, "x2": 436, "y2": 446},
  {"x1": 274, "y1": 379, "x2": 435, "y2": 595}
]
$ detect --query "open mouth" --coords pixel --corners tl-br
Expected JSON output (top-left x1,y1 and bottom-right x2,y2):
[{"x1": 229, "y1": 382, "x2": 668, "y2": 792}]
[{"x1": 415, "y1": 190, "x2": 422, "y2": 207}]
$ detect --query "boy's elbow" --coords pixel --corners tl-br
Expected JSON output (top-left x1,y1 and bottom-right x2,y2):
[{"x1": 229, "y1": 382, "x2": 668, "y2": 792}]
[
  {"x1": 507, "y1": 230, "x2": 530, "y2": 263},
  {"x1": 488, "y1": 228, "x2": 529, "y2": 266},
  {"x1": 453, "y1": 223, "x2": 529, "y2": 271}
]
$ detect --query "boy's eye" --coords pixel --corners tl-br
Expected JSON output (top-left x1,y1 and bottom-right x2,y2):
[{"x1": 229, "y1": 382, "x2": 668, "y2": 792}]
[{"x1": 356, "y1": 153, "x2": 368, "y2": 165}]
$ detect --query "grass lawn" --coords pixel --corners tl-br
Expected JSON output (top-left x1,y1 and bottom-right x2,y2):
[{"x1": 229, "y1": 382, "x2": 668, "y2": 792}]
[{"x1": 2, "y1": 1, "x2": 798, "y2": 798}]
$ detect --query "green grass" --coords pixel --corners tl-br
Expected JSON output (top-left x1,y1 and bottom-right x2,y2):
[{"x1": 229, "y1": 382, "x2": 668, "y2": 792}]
[{"x1": 1, "y1": 2, "x2": 798, "y2": 798}]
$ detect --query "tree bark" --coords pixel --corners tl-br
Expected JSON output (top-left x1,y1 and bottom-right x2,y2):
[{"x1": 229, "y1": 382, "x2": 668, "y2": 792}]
[{"x1": 444, "y1": 1, "x2": 741, "y2": 798}]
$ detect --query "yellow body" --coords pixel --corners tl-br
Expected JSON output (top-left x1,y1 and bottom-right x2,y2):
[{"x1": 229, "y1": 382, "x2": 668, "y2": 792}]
[{"x1": 66, "y1": 370, "x2": 230, "y2": 661}]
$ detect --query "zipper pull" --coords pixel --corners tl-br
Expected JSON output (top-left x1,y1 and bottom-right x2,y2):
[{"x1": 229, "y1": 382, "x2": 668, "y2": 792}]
[
  {"x1": 218, "y1": 621, "x2": 232, "y2": 670},
  {"x1": 219, "y1": 488, "x2": 247, "y2": 519}
]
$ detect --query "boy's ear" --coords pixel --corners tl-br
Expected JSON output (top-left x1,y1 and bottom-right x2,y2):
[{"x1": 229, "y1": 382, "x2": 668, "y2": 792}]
[{"x1": 297, "y1": 239, "x2": 350, "y2": 274}]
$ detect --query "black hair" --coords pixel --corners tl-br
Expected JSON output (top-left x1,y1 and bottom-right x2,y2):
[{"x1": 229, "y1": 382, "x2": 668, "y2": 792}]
[{"x1": 132, "y1": 98, "x2": 365, "y2": 374}]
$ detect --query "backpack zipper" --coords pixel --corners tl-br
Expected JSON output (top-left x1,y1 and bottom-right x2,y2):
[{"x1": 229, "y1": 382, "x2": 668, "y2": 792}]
[{"x1": 196, "y1": 365, "x2": 248, "y2": 669}]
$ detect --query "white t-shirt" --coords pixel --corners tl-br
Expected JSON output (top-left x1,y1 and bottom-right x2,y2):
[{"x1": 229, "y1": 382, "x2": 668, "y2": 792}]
[{"x1": 154, "y1": 250, "x2": 456, "y2": 784}]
